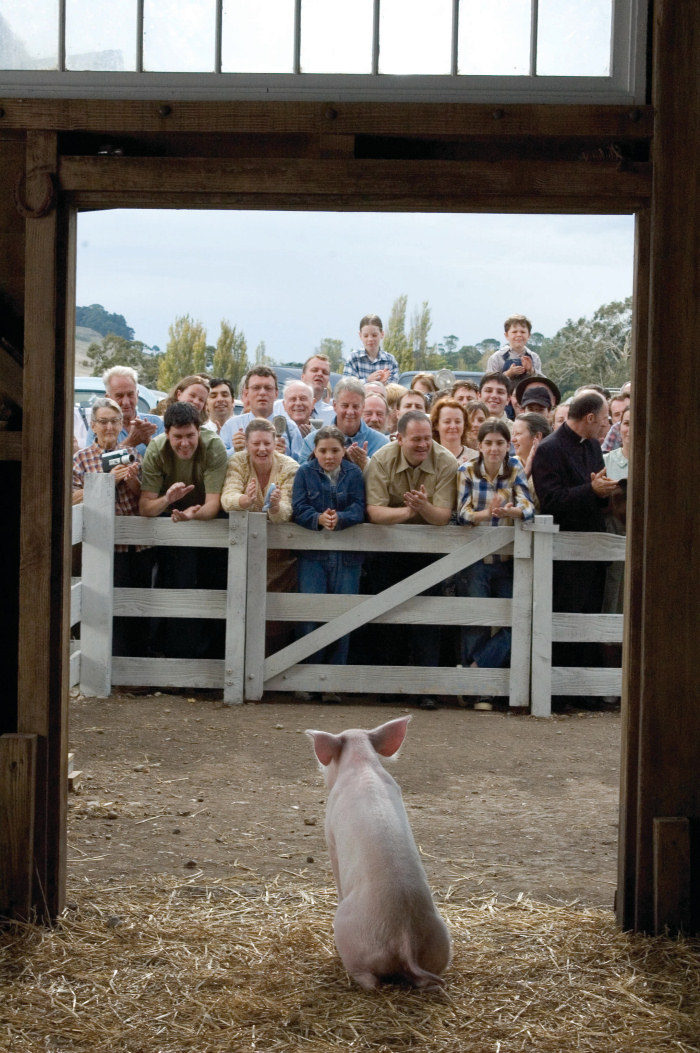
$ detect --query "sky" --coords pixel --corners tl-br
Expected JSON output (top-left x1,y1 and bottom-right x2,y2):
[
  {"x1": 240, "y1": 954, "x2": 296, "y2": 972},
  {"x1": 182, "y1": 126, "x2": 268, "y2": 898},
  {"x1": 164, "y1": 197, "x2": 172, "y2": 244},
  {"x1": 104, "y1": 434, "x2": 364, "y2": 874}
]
[{"x1": 76, "y1": 209, "x2": 635, "y2": 364}]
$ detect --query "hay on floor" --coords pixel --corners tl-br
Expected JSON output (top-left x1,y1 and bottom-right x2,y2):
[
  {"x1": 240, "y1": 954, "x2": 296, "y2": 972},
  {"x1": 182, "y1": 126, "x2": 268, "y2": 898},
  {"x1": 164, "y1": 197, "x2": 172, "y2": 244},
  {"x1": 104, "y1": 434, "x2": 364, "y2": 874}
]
[{"x1": 1, "y1": 875, "x2": 698, "y2": 1053}]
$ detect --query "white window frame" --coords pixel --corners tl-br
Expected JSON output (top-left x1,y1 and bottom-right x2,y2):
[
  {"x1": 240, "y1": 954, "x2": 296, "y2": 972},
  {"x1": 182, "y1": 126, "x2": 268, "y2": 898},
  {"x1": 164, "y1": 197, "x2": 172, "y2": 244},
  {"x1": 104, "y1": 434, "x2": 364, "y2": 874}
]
[{"x1": 0, "y1": 0, "x2": 648, "y2": 103}]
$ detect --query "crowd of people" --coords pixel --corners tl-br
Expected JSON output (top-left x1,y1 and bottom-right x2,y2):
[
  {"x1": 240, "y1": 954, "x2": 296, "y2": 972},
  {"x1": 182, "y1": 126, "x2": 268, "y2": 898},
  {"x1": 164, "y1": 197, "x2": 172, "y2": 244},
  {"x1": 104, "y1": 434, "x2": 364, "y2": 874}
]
[{"x1": 72, "y1": 312, "x2": 630, "y2": 710}]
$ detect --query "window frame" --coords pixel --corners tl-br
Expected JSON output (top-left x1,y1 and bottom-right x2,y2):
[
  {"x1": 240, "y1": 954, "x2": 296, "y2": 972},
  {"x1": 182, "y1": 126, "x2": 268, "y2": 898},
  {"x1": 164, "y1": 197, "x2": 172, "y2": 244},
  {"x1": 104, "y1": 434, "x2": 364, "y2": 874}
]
[{"x1": 0, "y1": 0, "x2": 647, "y2": 103}]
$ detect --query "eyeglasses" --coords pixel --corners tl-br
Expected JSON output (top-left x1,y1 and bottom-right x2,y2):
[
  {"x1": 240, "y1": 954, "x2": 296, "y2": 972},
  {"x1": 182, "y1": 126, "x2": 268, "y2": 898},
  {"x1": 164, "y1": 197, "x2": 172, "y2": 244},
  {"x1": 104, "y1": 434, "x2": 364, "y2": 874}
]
[{"x1": 93, "y1": 417, "x2": 122, "y2": 426}]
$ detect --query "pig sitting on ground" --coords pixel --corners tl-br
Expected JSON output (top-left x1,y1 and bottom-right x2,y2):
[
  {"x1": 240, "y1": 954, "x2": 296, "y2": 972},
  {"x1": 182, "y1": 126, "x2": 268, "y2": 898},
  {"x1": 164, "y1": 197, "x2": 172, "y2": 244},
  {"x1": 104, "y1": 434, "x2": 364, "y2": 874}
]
[{"x1": 306, "y1": 715, "x2": 452, "y2": 990}]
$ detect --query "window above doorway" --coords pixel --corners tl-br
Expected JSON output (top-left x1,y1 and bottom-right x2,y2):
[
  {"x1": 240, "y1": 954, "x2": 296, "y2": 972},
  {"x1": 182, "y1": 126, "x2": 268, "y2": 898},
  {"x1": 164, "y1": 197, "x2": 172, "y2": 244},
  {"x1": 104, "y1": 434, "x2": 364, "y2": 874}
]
[{"x1": 0, "y1": 0, "x2": 647, "y2": 102}]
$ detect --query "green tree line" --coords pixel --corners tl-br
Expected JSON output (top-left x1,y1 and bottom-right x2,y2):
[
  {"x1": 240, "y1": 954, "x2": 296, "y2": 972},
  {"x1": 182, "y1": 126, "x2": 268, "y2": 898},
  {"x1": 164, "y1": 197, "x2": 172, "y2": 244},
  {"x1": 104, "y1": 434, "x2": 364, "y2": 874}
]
[{"x1": 82, "y1": 294, "x2": 632, "y2": 396}]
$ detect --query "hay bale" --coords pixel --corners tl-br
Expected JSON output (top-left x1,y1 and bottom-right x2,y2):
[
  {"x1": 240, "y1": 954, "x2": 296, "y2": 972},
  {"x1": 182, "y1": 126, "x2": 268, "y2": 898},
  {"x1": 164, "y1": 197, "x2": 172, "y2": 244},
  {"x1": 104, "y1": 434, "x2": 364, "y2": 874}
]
[{"x1": 1, "y1": 874, "x2": 698, "y2": 1052}]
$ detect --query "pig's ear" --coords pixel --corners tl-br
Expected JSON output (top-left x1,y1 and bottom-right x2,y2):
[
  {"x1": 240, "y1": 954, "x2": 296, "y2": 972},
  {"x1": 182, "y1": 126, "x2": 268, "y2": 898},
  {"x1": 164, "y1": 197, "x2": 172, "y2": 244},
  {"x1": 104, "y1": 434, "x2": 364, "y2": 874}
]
[
  {"x1": 306, "y1": 729, "x2": 343, "y2": 767},
  {"x1": 368, "y1": 715, "x2": 411, "y2": 757}
]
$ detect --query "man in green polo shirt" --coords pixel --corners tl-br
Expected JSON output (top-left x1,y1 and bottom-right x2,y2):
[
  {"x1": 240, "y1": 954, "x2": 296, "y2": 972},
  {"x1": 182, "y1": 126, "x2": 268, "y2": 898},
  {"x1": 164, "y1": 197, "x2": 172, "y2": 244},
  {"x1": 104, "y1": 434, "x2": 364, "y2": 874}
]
[{"x1": 139, "y1": 402, "x2": 228, "y2": 657}]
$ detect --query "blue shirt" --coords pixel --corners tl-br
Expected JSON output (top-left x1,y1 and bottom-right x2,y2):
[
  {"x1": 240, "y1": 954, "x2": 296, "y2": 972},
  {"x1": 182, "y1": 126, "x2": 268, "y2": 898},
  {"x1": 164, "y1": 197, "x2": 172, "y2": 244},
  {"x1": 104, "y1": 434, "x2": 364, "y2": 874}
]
[
  {"x1": 219, "y1": 410, "x2": 303, "y2": 461},
  {"x1": 86, "y1": 411, "x2": 164, "y2": 458},
  {"x1": 343, "y1": 347, "x2": 399, "y2": 384},
  {"x1": 298, "y1": 416, "x2": 389, "y2": 463}
]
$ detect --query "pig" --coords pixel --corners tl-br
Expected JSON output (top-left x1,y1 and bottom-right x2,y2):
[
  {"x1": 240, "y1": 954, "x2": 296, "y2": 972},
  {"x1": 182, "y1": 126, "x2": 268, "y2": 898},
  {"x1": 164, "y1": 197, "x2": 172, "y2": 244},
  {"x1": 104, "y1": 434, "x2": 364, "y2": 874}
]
[{"x1": 306, "y1": 715, "x2": 452, "y2": 990}]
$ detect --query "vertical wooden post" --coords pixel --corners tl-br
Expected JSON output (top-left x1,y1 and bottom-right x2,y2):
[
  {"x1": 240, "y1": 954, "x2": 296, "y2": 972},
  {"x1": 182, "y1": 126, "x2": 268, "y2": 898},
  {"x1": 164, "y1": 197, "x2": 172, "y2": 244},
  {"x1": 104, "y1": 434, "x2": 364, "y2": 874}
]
[
  {"x1": 0, "y1": 734, "x2": 37, "y2": 920},
  {"x1": 626, "y1": 0, "x2": 700, "y2": 934},
  {"x1": 79, "y1": 474, "x2": 116, "y2": 698},
  {"x1": 616, "y1": 208, "x2": 650, "y2": 930},
  {"x1": 530, "y1": 516, "x2": 556, "y2": 718},
  {"x1": 17, "y1": 131, "x2": 75, "y2": 919},
  {"x1": 244, "y1": 513, "x2": 268, "y2": 701},
  {"x1": 509, "y1": 524, "x2": 533, "y2": 709},
  {"x1": 653, "y1": 818, "x2": 691, "y2": 936},
  {"x1": 222, "y1": 512, "x2": 249, "y2": 705}
]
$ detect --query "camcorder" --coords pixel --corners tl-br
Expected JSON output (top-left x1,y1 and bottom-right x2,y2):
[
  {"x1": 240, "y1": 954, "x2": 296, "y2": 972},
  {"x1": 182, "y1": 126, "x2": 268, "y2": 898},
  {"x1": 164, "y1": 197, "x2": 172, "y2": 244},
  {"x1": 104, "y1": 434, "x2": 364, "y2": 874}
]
[{"x1": 101, "y1": 449, "x2": 136, "y2": 472}]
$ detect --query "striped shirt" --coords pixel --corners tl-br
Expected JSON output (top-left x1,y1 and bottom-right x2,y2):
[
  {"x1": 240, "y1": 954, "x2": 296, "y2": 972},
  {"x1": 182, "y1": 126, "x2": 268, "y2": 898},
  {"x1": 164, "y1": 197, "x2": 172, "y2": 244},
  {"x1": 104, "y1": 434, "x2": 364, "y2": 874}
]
[
  {"x1": 72, "y1": 442, "x2": 142, "y2": 551},
  {"x1": 457, "y1": 457, "x2": 535, "y2": 529},
  {"x1": 343, "y1": 347, "x2": 400, "y2": 384}
]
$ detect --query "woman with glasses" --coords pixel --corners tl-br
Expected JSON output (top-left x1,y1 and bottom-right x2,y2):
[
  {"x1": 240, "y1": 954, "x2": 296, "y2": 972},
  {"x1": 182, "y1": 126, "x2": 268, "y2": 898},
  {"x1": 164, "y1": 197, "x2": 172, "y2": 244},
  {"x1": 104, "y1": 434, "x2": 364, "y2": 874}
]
[{"x1": 72, "y1": 397, "x2": 150, "y2": 656}]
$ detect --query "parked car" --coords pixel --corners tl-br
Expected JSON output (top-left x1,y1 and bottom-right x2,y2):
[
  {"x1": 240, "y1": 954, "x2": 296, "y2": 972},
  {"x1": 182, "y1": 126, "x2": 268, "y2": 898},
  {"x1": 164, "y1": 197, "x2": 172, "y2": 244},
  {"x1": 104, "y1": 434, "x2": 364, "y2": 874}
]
[
  {"x1": 74, "y1": 376, "x2": 167, "y2": 415},
  {"x1": 398, "y1": 369, "x2": 483, "y2": 390}
]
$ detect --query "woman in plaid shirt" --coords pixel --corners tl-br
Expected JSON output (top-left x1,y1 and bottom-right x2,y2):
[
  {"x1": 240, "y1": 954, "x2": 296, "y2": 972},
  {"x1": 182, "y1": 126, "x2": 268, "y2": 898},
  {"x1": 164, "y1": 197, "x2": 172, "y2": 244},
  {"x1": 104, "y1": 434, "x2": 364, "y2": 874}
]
[{"x1": 456, "y1": 419, "x2": 534, "y2": 708}]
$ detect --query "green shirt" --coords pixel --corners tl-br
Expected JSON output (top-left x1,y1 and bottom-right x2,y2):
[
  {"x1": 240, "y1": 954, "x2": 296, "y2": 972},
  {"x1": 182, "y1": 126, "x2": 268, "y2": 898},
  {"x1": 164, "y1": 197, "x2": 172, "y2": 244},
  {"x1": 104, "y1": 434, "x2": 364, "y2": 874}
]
[{"x1": 140, "y1": 429, "x2": 228, "y2": 510}]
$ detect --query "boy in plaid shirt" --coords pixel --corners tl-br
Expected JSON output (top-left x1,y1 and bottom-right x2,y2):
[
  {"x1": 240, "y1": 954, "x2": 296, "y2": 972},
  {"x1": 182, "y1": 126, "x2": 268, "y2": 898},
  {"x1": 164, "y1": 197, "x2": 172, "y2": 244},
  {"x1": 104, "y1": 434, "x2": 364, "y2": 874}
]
[{"x1": 343, "y1": 313, "x2": 399, "y2": 385}]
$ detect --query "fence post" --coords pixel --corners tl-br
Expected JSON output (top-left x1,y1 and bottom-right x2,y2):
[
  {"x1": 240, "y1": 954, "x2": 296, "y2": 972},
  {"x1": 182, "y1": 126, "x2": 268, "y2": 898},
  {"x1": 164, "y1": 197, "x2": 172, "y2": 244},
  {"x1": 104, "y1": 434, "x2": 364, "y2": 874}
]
[
  {"x1": 223, "y1": 512, "x2": 249, "y2": 706},
  {"x1": 244, "y1": 513, "x2": 268, "y2": 701},
  {"x1": 79, "y1": 473, "x2": 116, "y2": 698},
  {"x1": 509, "y1": 523, "x2": 533, "y2": 709},
  {"x1": 530, "y1": 515, "x2": 556, "y2": 717}
]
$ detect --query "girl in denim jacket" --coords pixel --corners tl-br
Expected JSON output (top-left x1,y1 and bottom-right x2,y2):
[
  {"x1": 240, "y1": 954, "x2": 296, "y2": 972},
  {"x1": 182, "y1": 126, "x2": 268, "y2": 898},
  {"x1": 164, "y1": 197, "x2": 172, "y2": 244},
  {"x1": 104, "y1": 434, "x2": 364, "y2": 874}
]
[{"x1": 291, "y1": 426, "x2": 366, "y2": 667}]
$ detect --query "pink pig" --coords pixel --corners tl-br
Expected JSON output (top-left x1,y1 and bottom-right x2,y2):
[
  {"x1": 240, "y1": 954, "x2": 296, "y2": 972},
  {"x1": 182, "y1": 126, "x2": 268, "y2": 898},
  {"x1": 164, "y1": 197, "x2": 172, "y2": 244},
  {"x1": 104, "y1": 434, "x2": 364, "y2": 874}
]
[{"x1": 306, "y1": 715, "x2": 452, "y2": 990}]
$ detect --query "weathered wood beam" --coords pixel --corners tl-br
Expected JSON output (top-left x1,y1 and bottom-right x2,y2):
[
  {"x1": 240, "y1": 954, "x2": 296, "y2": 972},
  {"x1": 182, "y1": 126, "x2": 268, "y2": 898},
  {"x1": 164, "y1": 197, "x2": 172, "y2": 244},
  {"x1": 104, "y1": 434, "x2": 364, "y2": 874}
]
[
  {"x1": 58, "y1": 156, "x2": 651, "y2": 210},
  {"x1": 0, "y1": 342, "x2": 22, "y2": 407},
  {"x1": 0, "y1": 100, "x2": 654, "y2": 138},
  {"x1": 629, "y1": 0, "x2": 699, "y2": 934},
  {"x1": 0, "y1": 734, "x2": 37, "y2": 921},
  {"x1": 18, "y1": 131, "x2": 74, "y2": 919}
]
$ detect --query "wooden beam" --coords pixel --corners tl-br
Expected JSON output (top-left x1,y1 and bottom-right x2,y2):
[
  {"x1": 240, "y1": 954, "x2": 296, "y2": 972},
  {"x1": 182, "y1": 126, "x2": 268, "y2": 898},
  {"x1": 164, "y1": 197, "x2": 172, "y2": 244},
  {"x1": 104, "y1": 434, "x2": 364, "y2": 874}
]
[
  {"x1": 616, "y1": 208, "x2": 650, "y2": 931},
  {"x1": 17, "y1": 132, "x2": 74, "y2": 919},
  {"x1": 0, "y1": 342, "x2": 23, "y2": 407},
  {"x1": 653, "y1": 818, "x2": 691, "y2": 936},
  {"x1": 0, "y1": 433, "x2": 22, "y2": 461},
  {"x1": 0, "y1": 100, "x2": 654, "y2": 138},
  {"x1": 58, "y1": 156, "x2": 651, "y2": 210},
  {"x1": 631, "y1": 0, "x2": 699, "y2": 934},
  {"x1": 0, "y1": 734, "x2": 37, "y2": 921}
]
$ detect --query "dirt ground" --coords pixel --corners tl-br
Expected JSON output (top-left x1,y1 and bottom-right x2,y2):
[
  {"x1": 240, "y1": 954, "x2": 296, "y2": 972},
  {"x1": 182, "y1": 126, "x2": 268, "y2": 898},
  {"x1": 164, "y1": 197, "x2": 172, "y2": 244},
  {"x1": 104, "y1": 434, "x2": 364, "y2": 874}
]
[{"x1": 67, "y1": 691, "x2": 621, "y2": 909}]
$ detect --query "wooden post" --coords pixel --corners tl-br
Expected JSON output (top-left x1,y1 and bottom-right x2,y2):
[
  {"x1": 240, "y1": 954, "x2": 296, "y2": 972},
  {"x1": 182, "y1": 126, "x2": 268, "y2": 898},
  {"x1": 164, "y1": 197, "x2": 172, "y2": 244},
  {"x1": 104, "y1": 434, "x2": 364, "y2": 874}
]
[
  {"x1": 530, "y1": 517, "x2": 556, "y2": 718},
  {"x1": 616, "y1": 207, "x2": 650, "y2": 931},
  {"x1": 653, "y1": 818, "x2": 691, "y2": 936},
  {"x1": 509, "y1": 523, "x2": 533, "y2": 709},
  {"x1": 17, "y1": 131, "x2": 74, "y2": 919},
  {"x1": 79, "y1": 474, "x2": 116, "y2": 698},
  {"x1": 222, "y1": 512, "x2": 249, "y2": 705},
  {"x1": 626, "y1": 0, "x2": 700, "y2": 934},
  {"x1": 243, "y1": 513, "x2": 267, "y2": 702},
  {"x1": 0, "y1": 734, "x2": 37, "y2": 920}
]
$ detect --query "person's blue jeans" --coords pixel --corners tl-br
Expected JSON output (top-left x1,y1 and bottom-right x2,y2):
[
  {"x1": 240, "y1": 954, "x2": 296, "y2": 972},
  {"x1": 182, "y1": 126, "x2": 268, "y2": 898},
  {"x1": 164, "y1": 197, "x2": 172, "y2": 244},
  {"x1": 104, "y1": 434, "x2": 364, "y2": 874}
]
[
  {"x1": 457, "y1": 558, "x2": 514, "y2": 668},
  {"x1": 298, "y1": 553, "x2": 362, "y2": 665}
]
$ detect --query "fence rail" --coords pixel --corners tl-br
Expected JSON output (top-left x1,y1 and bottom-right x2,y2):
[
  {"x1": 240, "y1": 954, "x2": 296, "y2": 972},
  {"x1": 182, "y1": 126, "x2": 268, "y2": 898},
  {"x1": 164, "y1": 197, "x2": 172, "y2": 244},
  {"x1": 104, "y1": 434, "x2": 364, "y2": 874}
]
[{"x1": 72, "y1": 473, "x2": 626, "y2": 716}]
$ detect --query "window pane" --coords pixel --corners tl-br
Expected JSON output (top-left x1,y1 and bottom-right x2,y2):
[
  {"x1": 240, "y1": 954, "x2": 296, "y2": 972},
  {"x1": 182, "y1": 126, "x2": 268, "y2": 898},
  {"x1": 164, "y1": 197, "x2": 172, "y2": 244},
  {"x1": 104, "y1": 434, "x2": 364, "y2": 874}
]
[
  {"x1": 0, "y1": 0, "x2": 59, "y2": 69},
  {"x1": 458, "y1": 0, "x2": 530, "y2": 75},
  {"x1": 300, "y1": 0, "x2": 372, "y2": 74},
  {"x1": 143, "y1": 0, "x2": 216, "y2": 72},
  {"x1": 223, "y1": 0, "x2": 294, "y2": 72},
  {"x1": 379, "y1": 0, "x2": 452, "y2": 75},
  {"x1": 66, "y1": 0, "x2": 136, "y2": 71},
  {"x1": 537, "y1": 0, "x2": 612, "y2": 76}
]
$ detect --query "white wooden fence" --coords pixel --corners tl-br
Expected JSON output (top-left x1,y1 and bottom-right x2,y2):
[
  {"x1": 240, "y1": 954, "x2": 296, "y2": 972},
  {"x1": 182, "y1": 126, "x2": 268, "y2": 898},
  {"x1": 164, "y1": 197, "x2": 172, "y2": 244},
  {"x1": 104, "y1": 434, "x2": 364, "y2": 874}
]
[{"x1": 72, "y1": 473, "x2": 626, "y2": 716}]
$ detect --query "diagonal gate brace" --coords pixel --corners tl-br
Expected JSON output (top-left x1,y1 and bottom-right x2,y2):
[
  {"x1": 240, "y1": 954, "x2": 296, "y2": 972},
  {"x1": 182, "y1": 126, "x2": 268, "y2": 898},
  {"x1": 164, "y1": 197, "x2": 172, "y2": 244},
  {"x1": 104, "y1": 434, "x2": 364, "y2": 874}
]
[{"x1": 263, "y1": 527, "x2": 513, "y2": 681}]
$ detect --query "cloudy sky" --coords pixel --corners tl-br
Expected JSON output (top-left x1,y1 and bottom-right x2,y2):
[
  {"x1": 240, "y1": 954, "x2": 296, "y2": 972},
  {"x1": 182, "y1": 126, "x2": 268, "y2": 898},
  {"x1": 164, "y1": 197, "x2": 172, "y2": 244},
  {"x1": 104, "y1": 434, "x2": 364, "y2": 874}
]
[{"x1": 76, "y1": 208, "x2": 634, "y2": 363}]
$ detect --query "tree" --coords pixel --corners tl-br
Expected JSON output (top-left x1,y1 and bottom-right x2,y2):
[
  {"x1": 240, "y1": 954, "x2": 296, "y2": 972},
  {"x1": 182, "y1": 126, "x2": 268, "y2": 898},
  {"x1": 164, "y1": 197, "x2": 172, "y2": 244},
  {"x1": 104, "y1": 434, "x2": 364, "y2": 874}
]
[
  {"x1": 315, "y1": 337, "x2": 344, "y2": 373},
  {"x1": 408, "y1": 301, "x2": 433, "y2": 371},
  {"x1": 254, "y1": 340, "x2": 274, "y2": 366},
  {"x1": 383, "y1": 294, "x2": 412, "y2": 372},
  {"x1": 211, "y1": 320, "x2": 249, "y2": 389},
  {"x1": 157, "y1": 315, "x2": 207, "y2": 390},
  {"x1": 85, "y1": 333, "x2": 163, "y2": 388},
  {"x1": 76, "y1": 304, "x2": 134, "y2": 341},
  {"x1": 541, "y1": 297, "x2": 632, "y2": 394}
]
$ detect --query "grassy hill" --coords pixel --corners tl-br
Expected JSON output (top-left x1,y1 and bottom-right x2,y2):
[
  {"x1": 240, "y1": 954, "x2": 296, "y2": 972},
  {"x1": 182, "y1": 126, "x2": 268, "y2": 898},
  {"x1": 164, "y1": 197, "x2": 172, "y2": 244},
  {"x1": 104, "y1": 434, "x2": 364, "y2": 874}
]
[{"x1": 75, "y1": 327, "x2": 102, "y2": 376}]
